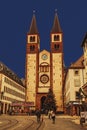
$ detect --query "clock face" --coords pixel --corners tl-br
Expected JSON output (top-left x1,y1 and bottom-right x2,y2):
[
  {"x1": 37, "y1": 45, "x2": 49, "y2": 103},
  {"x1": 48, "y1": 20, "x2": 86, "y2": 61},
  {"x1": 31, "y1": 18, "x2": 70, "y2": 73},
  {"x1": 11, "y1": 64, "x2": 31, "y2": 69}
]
[
  {"x1": 42, "y1": 54, "x2": 48, "y2": 60},
  {"x1": 40, "y1": 74, "x2": 49, "y2": 84}
]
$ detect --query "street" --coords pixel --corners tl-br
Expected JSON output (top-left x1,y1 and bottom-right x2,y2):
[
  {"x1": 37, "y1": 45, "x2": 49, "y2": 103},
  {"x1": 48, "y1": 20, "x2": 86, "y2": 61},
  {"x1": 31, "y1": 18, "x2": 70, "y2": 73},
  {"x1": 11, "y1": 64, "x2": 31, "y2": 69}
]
[
  {"x1": 43, "y1": 115, "x2": 87, "y2": 130},
  {"x1": 0, "y1": 115, "x2": 87, "y2": 130}
]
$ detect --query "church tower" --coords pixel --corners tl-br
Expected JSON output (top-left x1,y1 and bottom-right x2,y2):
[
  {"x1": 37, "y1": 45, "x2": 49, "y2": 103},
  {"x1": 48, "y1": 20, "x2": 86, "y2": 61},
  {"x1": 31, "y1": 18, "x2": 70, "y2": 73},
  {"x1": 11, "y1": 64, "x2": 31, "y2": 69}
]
[
  {"x1": 50, "y1": 12, "x2": 63, "y2": 112},
  {"x1": 26, "y1": 13, "x2": 40, "y2": 107}
]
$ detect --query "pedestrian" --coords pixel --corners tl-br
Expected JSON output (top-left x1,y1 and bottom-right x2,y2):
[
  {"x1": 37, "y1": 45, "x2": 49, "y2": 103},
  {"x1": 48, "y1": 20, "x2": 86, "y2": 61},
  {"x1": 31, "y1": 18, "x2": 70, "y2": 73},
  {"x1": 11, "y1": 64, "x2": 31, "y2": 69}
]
[
  {"x1": 35, "y1": 109, "x2": 41, "y2": 123},
  {"x1": 48, "y1": 110, "x2": 52, "y2": 119},
  {"x1": 51, "y1": 111, "x2": 56, "y2": 124}
]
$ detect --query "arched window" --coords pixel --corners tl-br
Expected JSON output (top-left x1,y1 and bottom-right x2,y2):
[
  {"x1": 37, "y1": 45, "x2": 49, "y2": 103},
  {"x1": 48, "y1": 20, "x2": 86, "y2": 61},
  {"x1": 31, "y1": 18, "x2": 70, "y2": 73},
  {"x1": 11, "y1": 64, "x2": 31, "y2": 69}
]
[
  {"x1": 30, "y1": 36, "x2": 33, "y2": 42},
  {"x1": 32, "y1": 45, "x2": 35, "y2": 51},
  {"x1": 30, "y1": 45, "x2": 35, "y2": 51},
  {"x1": 54, "y1": 44, "x2": 59, "y2": 50},
  {"x1": 54, "y1": 35, "x2": 60, "y2": 41},
  {"x1": 56, "y1": 35, "x2": 59, "y2": 41},
  {"x1": 30, "y1": 36, "x2": 35, "y2": 42},
  {"x1": 33, "y1": 36, "x2": 35, "y2": 41},
  {"x1": 40, "y1": 63, "x2": 49, "y2": 72},
  {"x1": 30, "y1": 45, "x2": 33, "y2": 51}
]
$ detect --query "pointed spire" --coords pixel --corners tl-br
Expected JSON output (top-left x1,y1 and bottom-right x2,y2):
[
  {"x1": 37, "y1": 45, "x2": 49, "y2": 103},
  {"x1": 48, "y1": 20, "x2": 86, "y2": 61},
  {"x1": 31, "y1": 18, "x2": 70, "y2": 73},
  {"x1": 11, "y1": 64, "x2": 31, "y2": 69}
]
[
  {"x1": 28, "y1": 10, "x2": 39, "y2": 34},
  {"x1": 51, "y1": 10, "x2": 62, "y2": 33}
]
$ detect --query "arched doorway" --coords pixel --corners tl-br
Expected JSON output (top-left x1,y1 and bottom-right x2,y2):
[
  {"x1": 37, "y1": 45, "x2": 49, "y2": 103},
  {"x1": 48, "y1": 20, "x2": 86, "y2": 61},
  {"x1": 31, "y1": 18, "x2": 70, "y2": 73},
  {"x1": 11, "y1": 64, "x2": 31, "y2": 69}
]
[{"x1": 40, "y1": 96, "x2": 46, "y2": 111}]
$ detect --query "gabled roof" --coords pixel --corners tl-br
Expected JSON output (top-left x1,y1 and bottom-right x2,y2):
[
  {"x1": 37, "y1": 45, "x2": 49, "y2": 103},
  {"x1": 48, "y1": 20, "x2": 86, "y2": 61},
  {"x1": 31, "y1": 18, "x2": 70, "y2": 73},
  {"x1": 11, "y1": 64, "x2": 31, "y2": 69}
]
[
  {"x1": 40, "y1": 49, "x2": 49, "y2": 54},
  {"x1": 70, "y1": 55, "x2": 84, "y2": 68},
  {"x1": 51, "y1": 12, "x2": 62, "y2": 33},
  {"x1": 28, "y1": 14, "x2": 39, "y2": 34}
]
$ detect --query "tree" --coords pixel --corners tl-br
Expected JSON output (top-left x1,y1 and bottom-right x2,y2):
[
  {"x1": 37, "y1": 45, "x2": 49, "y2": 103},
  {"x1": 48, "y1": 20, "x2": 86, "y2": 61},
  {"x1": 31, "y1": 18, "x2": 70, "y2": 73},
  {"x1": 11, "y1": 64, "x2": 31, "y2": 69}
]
[{"x1": 43, "y1": 88, "x2": 57, "y2": 111}]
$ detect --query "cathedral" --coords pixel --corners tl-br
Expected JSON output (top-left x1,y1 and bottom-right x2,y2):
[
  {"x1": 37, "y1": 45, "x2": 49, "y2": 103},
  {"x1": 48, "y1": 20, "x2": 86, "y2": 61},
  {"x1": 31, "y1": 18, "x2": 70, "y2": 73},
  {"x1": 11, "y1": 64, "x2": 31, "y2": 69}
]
[{"x1": 25, "y1": 12, "x2": 64, "y2": 112}]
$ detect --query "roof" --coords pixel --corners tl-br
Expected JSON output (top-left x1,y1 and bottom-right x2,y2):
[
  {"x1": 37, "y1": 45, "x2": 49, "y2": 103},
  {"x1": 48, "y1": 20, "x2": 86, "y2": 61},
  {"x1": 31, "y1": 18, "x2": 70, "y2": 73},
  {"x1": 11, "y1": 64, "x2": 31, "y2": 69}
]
[
  {"x1": 0, "y1": 62, "x2": 25, "y2": 87},
  {"x1": 70, "y1": 55, "x2": 84, "y2": 68},
  {"x1": 28, "y1": 14, "x2": 39, "y2": 34},
  {"x1": 51, "y1": 12, "x2": 62, "y2": 33}
]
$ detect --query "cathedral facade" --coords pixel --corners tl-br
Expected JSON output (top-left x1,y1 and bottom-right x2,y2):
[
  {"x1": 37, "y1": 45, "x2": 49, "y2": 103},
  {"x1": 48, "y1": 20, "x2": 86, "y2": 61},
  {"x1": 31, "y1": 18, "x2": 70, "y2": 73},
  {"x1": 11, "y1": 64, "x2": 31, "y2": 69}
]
[{"x1": 25, "y1": 12, "x2": 64, "y2": 112}]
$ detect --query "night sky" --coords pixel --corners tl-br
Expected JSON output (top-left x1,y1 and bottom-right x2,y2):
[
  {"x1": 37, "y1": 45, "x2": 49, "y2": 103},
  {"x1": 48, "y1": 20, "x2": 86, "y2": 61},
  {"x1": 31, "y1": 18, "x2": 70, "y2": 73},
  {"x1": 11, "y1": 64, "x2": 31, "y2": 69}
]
[{"x1": 0, "y1": 0, "x2": 87, "y2": 78}]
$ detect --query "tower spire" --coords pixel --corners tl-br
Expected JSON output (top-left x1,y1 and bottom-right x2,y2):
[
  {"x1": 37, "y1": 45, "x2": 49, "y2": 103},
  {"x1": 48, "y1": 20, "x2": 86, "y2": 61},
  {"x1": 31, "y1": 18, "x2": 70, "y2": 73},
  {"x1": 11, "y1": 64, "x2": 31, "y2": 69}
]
[
  {"x1": 51, "y1": 10, "x2": 62, "y2": 33},
  {"x1": 28, "y1": 11, "x2": 39, "y2": 34},
  {"x1": 55, "y1": 8, "x2": 57, "y2": 13},
  {"x1": 33, "y1": 10, "x2": 35, "y2": 14}
]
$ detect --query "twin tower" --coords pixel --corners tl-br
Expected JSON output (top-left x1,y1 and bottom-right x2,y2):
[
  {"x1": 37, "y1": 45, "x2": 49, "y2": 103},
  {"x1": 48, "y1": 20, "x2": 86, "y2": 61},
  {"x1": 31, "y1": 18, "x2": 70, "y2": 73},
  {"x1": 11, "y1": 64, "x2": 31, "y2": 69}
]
[{"x1": 25, "y1": 12, "x2": 64, "y2": 112}]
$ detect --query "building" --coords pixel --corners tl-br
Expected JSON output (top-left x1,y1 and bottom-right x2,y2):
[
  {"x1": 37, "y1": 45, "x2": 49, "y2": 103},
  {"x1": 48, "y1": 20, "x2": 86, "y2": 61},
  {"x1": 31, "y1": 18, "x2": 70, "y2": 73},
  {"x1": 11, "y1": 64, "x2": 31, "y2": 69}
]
[
  {"x1": 64, "y1": 55, "x2": 85, "y2": 115},
  {"x1": 25, "y1": 12, "x2": 64, "y2": 112},
  {"x1": 81, "y1": 33, "x2": 87, "y2": 108},
  {"x1": 0, "y1": 62, "x2": 26, "y2": 114},
  {"x1": 81, "y1": 33, "x2": 87, "y2": 83},
  {"x1": 81, "y1": 33, "x2": 87, "y2": 90}
]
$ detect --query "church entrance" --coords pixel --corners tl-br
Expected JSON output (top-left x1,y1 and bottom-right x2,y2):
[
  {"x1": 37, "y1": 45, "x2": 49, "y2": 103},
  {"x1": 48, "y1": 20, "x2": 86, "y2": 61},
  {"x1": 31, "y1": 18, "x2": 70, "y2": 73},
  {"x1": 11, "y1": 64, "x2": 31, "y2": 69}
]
[{"x1": 40, "y1": 96, "x2": 46, "y2": 112}]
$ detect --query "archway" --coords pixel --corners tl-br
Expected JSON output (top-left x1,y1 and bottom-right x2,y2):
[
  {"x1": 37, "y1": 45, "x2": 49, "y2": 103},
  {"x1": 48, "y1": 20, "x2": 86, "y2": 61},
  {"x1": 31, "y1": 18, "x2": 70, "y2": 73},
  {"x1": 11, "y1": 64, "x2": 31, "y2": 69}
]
[{"x1": 40, "y1": 96, "x2": 46, "y2": 111}]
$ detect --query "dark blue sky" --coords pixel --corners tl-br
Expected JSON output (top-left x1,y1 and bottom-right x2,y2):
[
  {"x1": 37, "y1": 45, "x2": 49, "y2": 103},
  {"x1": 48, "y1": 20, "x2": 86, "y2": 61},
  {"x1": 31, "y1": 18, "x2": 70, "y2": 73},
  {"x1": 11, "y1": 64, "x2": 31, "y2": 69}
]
[{"x1": 0, "y1": 0, "x2": 87, "y2": 78}]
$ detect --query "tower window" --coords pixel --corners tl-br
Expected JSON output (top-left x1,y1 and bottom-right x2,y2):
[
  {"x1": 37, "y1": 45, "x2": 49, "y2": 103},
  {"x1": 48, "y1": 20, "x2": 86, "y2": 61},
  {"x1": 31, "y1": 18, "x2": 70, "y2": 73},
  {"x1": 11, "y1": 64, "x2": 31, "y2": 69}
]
[
  {"x1": 33, "y1": 36, "x2": 35, "y2": 41},
  {"x1": 54, "y1": 35, "x2": 60, "y2": 41},
  {"x1": 54, "y1": 44, "x2": 59, "y2": 50},
  {"x1": 30, "y1": 36, "x2": 35, "y2": 42},
  {"x1": 30, "y1": 45, "x2": 35, "y2": 51},
  {"x1": 30, "y1": 36, "x2": 33, "y2": 42}
]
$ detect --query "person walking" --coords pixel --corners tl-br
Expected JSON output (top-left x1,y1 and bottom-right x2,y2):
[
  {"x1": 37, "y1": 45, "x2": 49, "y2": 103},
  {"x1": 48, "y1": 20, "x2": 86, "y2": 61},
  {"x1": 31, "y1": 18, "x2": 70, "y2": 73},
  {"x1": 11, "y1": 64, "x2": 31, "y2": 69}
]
[
  {"x1": 51, "y1": 111, "x2": 56, "y2": 124},
  {"x1": 35, "y1": 109, "x2": 41, "y2": 123},
  {"x1": 48, "y1": 110, "x2": 52, "y2": 119}
]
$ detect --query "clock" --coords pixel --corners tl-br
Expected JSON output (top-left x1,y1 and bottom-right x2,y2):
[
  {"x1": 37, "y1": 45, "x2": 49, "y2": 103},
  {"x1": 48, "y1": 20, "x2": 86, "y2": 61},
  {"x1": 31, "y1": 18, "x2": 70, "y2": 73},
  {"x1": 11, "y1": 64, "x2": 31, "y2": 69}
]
[
  {"x1": 42, "y1": 54, "x2": 48, "y2": 60},
  {"x1": 40, "y1": 74, "x2": 49, "y2": 84}
]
